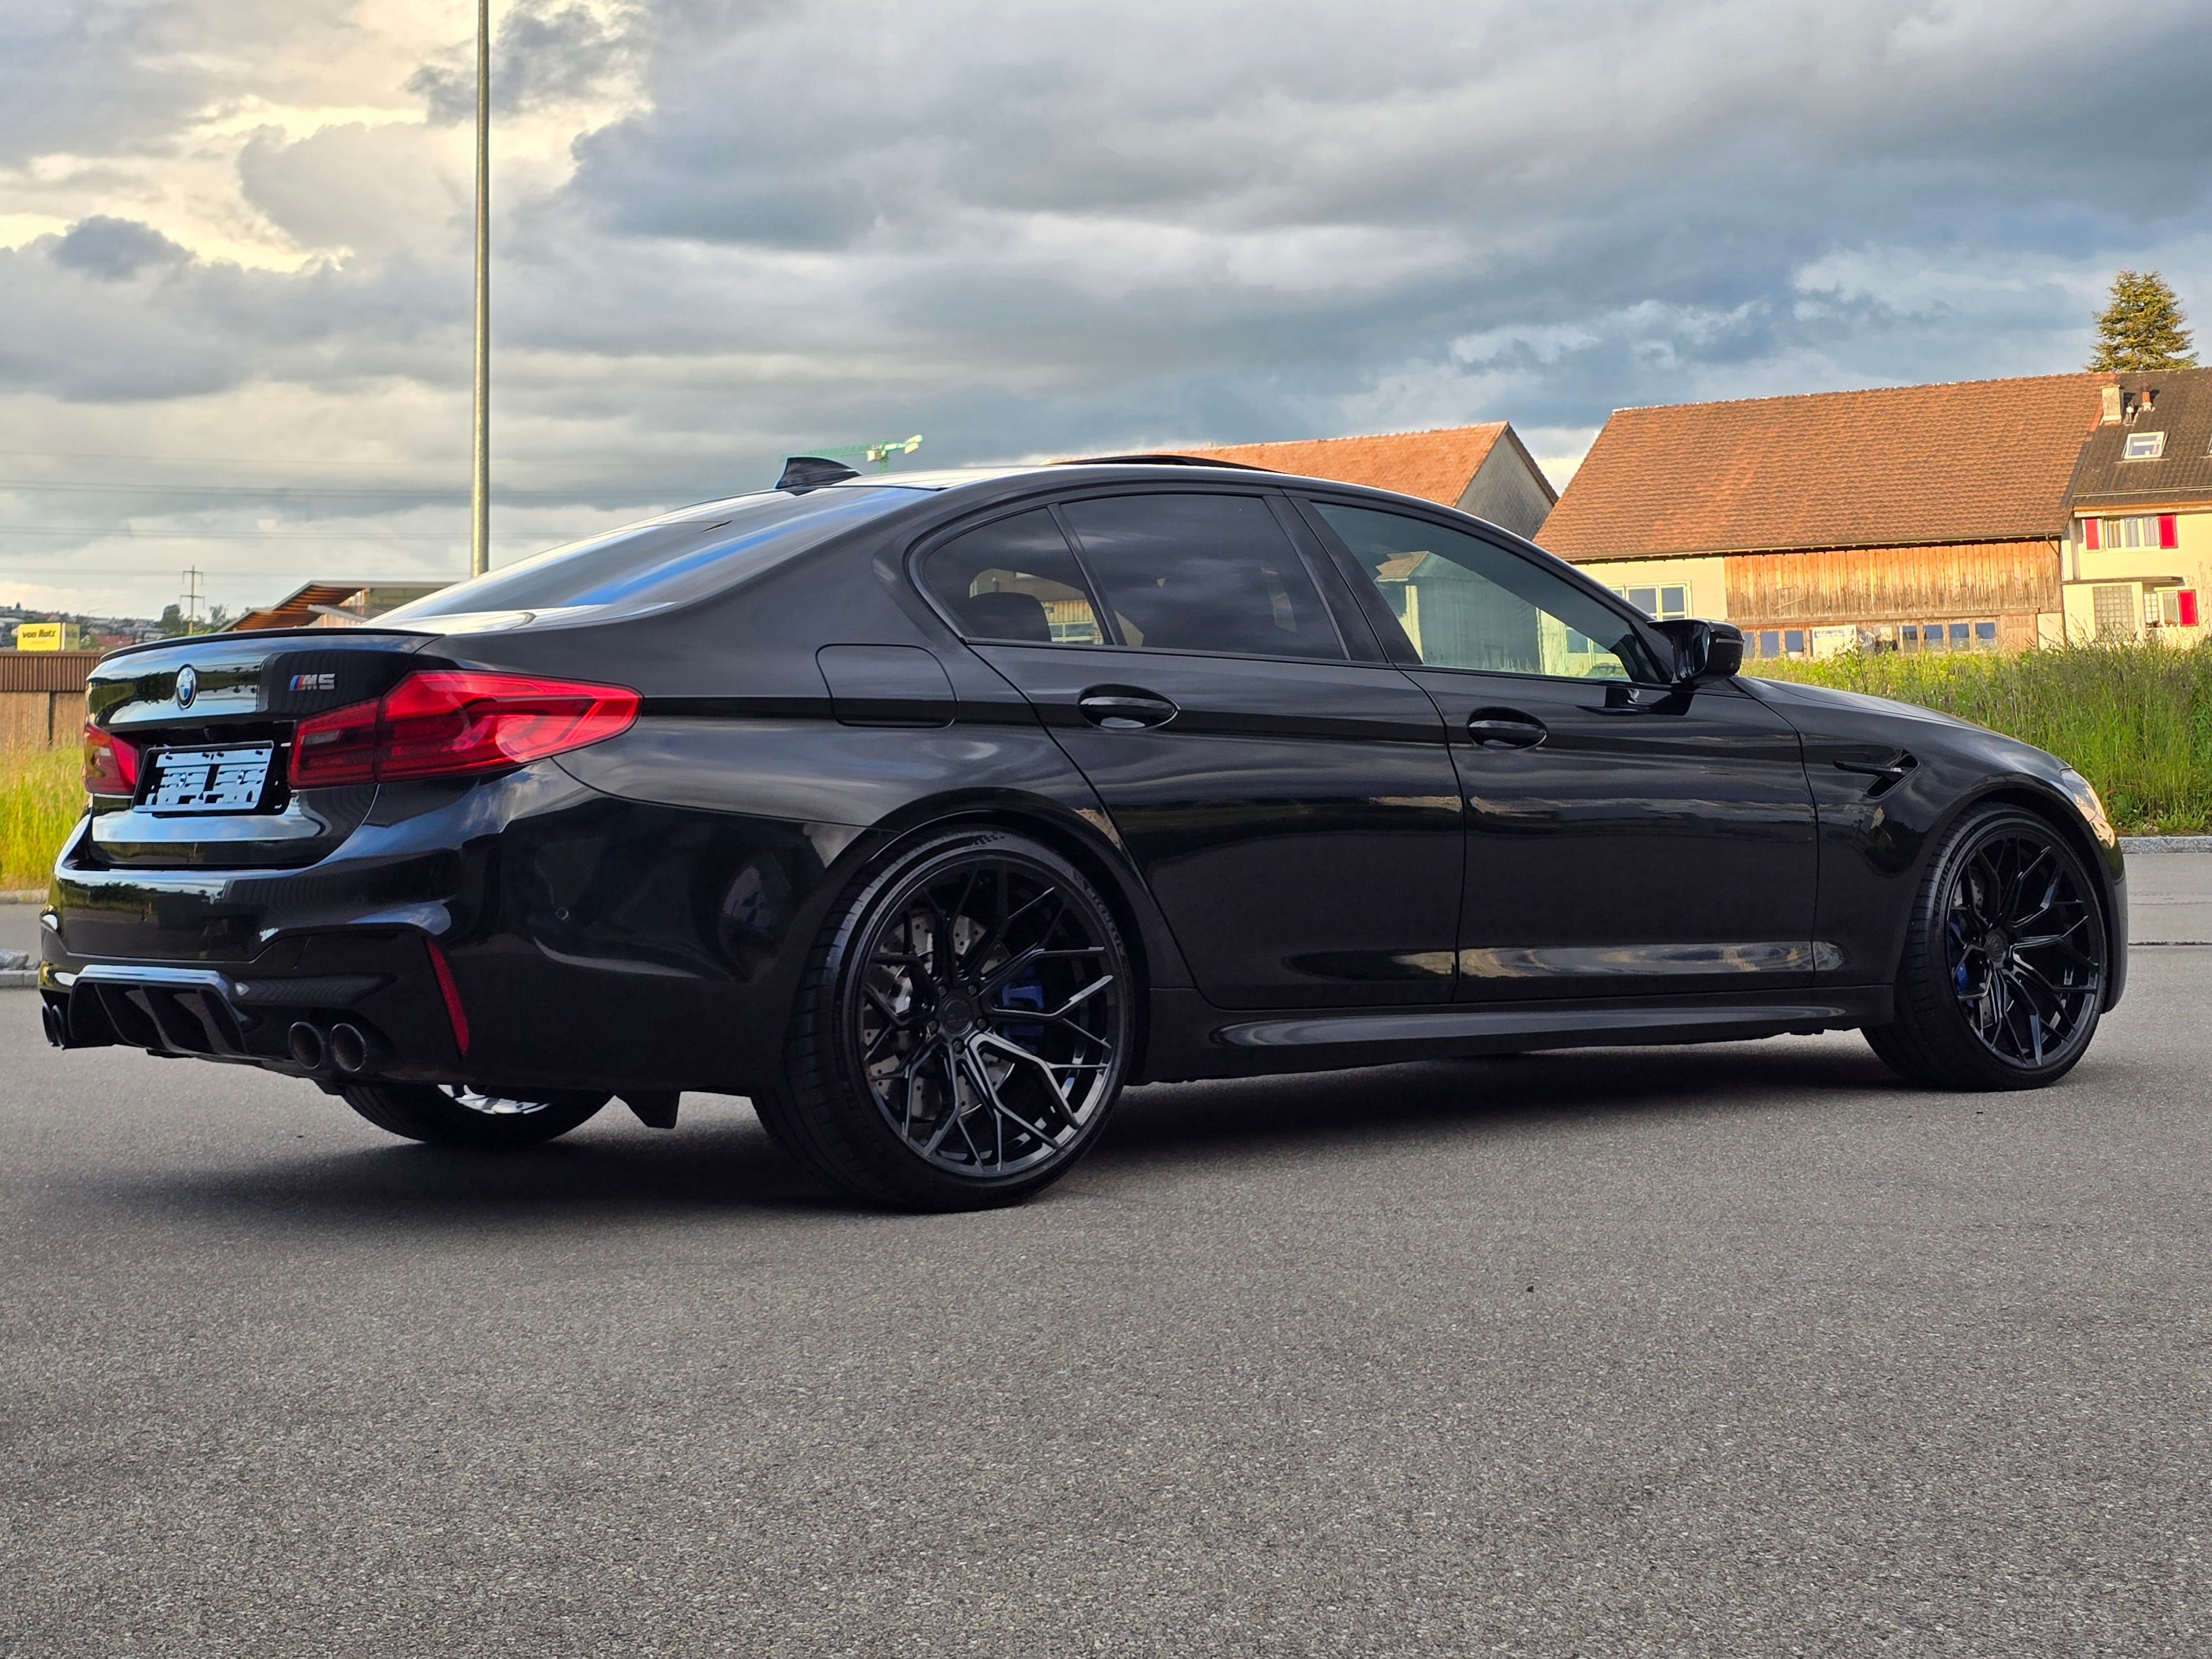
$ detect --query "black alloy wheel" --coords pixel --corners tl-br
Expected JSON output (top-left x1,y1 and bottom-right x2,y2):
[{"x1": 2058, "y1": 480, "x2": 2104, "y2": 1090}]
[
  {"x1": 1864, "y1": 807, "x2": 2107, "y2": 1089},
  {"x1": 342, "y1": 1083, "x2": 611, "y2": 1149},
  {"x1": 766, "y1": 830, "x2": 1134, "y2": 1210}
]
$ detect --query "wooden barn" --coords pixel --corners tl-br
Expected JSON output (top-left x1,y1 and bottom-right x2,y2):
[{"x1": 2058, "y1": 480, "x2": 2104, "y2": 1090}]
[
  {"x1": 0, "y1": 650, "x2": 101, "y2": 749},
  {"x1": 1538, "y1": 375, "x2": 2110, "y2": 660}
]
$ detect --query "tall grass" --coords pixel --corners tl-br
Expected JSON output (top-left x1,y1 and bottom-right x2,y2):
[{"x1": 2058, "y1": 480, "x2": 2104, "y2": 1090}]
[
  {"x1": 1749, "y1": 641, "x2": 2212, "y2": 833},
  {"x1": 0, "y1": 746, "x2": 81, "y2": 891}
]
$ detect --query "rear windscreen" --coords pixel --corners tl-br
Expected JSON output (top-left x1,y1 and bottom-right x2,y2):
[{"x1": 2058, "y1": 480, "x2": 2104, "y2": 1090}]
[{"x1": 382, "y1": 487, "x2": 926, "y2": 622}]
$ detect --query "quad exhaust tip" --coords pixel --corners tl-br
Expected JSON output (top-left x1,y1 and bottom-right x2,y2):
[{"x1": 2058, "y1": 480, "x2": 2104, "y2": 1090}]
[
  {"x1": 328, "y1": 1024, "x2": 371, "y2": 1075},
  {"x1": 287, "y1": 1021, "x2": 327, "y2": 1071},
  {"x1": 290, "y1": 1020, "x2": 373, "y2": 1074}
]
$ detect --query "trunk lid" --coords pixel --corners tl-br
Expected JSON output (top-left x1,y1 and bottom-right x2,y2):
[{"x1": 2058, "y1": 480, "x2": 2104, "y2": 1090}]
[{"x1": 80, "y1": 630, "x2": 433, "y2": 869}]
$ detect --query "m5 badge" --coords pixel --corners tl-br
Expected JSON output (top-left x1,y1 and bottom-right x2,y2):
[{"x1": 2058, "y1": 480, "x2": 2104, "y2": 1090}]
[{"x1": 289, "y1": 672, "x2": 337, "y2": 692}]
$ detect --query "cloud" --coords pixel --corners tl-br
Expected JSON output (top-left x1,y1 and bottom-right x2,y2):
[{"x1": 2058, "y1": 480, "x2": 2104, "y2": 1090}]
[
  {"x1": 3, "y1": 0, "x2": 2211, "y2": 614},
  {"x1": 49, "y1": 216, "x2": 194, "y2": 281}
]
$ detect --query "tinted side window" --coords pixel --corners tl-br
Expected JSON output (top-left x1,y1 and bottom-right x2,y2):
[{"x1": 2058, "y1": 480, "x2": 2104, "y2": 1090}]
[
  {"x1": 1058, "y1": 494, "x2": 1344, "y2": 660},
  {"x1": 923, "y1": 510, "x2": 1104, "y2": 644},
  {"x1": 1312, "y1": 503, "x2": 1656, "y2": 682}
]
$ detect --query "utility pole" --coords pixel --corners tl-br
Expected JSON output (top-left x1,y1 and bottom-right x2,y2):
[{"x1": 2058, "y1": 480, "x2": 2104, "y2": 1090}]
[
  {"x1": 181, "y1": 567, "x2": 205, "y2": 634},
  {"x1": 469, "y1": 0, "x2": 492, "y2": 578}
]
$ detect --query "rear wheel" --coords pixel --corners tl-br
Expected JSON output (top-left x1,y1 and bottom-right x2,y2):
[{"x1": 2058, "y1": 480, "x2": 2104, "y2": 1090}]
[
  {"x1": 765, "y1": 828, "x2": 1135, "y2": 1211},
  {"x1": 342, "y1": 1083, "x2": 609, "y2": 1149},
  {"x1": 1863, "y1": 806, "x2": 2107, "y2": 1090}
]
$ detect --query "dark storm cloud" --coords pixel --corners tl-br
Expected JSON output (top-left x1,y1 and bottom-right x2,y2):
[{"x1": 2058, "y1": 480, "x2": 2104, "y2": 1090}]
[
  {"x1": 7, "y1": 0, "x2": 2212, "y2": 508},
  {"x1": 536, "y1": 0, "x2": 2212, "y2": 452}
]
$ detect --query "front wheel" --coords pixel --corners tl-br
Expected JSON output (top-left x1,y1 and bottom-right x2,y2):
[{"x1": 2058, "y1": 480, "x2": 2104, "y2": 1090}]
[
  {"x1": 342, "y1": 1084, "x2": 610, "y2": 1149},
  {"x1": 764, "y1": 828, "x2": 1136, "y2": 1211},
  {"x1": 1863, "y1": 806, "x2": 2108, "y2": 1090}
]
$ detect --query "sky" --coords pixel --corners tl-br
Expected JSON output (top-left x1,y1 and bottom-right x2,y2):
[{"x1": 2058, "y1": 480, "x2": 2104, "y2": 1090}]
[{"x1": 2, "y1": 0, "x2": 2208, "y2": 619}]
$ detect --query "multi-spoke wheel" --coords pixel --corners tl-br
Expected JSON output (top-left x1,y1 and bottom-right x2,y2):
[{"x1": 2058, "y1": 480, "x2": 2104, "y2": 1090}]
[
  {"x1": 341, "y1": 1082, "x2": 610, "y2": 1148},
  {"x1": 766, "y1": 829, "x2": 1135, "y2": 1209},
  {"x1": 1864, "y1": 807, "x2": 2107, "y2": 1089}
]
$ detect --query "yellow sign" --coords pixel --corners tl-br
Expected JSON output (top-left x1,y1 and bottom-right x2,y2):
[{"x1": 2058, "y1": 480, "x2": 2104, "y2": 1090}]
[{"x1": 14, "y1": 622, "x2": 62, "y2": 651}]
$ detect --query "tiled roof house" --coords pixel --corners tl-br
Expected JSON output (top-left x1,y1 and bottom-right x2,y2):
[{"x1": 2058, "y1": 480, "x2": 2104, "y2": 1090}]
[
  {"x1": 2059, "y1": 367, "x2": 2212, "y2": 643},
  {"x1": 1540, "y1": 374, "x2": 2116, "y2": 659},
  {"x1": 1161, "y1": 423, "x2": 1557, "y2": 540}
]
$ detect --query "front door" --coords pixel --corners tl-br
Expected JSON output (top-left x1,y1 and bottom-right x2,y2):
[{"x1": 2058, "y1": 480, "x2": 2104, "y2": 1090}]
[
  {"x1": 1300, "y1": 497, "x2": 1819, "y2": 1003},
  {"x1": 920, "y1": 491, "x2": 1464, "y2": 1010}
]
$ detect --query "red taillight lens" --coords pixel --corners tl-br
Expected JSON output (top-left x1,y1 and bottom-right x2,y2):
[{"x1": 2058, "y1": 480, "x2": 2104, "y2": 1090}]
[
  {"x1": 84, "y1": 720, "x2": 140, "y2": 798},
  {"x1": 290, "y1": 697, "x2": 381, "y2": 787},
  {"x1": 288, "y1": 671, "x2": 638, "y2": 789}
]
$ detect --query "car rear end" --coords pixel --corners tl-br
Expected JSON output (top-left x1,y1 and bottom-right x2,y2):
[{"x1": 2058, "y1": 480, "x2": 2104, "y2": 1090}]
[{"x1": 40, "y1": 629, "x2": 639, "y2": 1090}]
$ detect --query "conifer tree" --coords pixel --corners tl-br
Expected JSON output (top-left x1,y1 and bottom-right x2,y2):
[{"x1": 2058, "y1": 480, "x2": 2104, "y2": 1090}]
[{"x1": 2088, "y1": 270, "x2": 2198, "y2": 371}]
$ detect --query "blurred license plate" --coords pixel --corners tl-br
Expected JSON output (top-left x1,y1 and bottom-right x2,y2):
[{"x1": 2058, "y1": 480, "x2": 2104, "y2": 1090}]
[{"x1": 147, "y1": 745, "x2": 274, "y2": 812}]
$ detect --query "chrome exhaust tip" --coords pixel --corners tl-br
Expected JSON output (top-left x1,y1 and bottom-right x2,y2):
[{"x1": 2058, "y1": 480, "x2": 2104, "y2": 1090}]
[
  {"x1": 287, "y1": 1021, "x2": 328, "y2": 1070},
  {"x1": 328, "y1": 1023, "x2": 371, "y2": 1075}
]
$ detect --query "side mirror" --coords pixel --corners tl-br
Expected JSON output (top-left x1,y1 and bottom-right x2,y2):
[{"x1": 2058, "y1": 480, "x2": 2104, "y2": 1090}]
[{"x1": 1651, "y1": 618, "x2": 1745, "y2": 684}]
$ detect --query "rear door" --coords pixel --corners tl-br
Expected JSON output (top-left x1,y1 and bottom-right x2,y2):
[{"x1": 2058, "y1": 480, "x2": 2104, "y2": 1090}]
[
  {"x1": 1298, "y1": 497, "x2": 1820, "y2": 1002},
  {"x1": 920, "y1": 491, "x2": 1463, "y2": 1010}
]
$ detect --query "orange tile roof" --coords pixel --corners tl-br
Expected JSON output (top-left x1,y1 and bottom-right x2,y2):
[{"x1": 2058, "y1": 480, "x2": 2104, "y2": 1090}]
[
  {"x1": 1540, "y1": 374, "x2": 2111, "y2": 560},
  {"x1": 1164, "y1": 423, "x2": 1520, "y2": 507}
]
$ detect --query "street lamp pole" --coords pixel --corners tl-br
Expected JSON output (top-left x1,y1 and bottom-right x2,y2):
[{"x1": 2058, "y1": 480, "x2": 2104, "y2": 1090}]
[{"x1": 469, "y1": 0, "x2": 492, "y2": 578}]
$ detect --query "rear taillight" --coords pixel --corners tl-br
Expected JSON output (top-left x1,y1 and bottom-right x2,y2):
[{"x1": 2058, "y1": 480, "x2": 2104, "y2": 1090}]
[
  {"x1": 289, "y1": 671, "x2": 639, "y2": 789},
  {"x1": 84, "y1": 720, "x2": 140, "y2": 799}
]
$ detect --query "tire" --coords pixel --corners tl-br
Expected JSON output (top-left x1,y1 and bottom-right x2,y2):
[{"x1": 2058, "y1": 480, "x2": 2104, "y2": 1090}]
[
  {"x1": 766, "y1": 827, "x2": 1136, "y2": 1211},
  {"x1": 342, "y1": 1083, "x2": 610, "y2": 1149},
  {"x1": 1861, "y1": 805, "x2": 2108, "y2": 1090}
]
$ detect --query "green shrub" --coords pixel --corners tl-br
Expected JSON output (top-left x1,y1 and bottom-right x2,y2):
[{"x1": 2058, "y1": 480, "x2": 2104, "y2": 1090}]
[
  {"x1": 0, "y1": 746, "x2": 82, "y2": 891},
  {"x1": 1749, "y1": 641, "x2": 2212, "y2": 833}
]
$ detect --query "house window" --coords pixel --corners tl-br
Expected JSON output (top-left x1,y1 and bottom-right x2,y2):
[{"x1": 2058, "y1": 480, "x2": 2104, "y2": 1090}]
[
  {"x1": 1620, "y1": 583, "x2": 1689, "y2": 619},
  {"x1": 2092, "y1": 584, "x2": 2138, "y2": 640},
  {"x1": 2101, "y1": 515, "x2": 2161, "y2": 549},
  {"x1": 1758, "y1": 629, "x2": 1781, "y2": 658},
  {"x1": 1974, "y1": 621, "x2": 1998, "y2": 647},
  {"x1": 2123, "y1": 431, "x2": 2166, "y2": 461}
]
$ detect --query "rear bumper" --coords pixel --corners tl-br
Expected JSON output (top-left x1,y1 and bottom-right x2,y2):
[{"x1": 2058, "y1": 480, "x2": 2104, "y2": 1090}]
[
  {"x1": 40, "y1": 765, "x2": 859, "y2": 1095},
  {"x1": 42, "y1": 935, "x2": 463, "y2": 1081}
]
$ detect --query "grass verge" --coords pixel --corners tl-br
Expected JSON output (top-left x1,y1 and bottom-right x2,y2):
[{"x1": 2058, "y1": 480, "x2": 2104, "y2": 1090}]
[
  {"x1": 1749, "y1": 641, "x2": 2212, "y2": 833},
  {"x1": 0, "y1": 746, "x2": 81, "y2": 891}
]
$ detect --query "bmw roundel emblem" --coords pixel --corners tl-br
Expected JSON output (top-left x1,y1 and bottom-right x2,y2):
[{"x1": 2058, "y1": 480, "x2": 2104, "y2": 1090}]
[{"x1": 174, "y1": 664, "x2": 197, "y2": 709}]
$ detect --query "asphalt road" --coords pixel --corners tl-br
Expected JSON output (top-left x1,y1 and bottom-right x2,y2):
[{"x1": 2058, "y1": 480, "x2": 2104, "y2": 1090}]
[{"x1": 3, "y1": 947, "x2": 2208, "y2": 1653}]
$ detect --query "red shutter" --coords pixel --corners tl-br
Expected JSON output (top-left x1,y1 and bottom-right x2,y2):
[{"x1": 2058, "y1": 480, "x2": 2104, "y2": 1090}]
[
  {"x1": 2181, "y1": 590, "x2": 2200, "y2": 628},
  {"x1": 2159, "y1": 514, "x2": 2179, "y2": 549},
  {"x1": 2084, "y1": 518, "x2": 2101, "y2": 550}
]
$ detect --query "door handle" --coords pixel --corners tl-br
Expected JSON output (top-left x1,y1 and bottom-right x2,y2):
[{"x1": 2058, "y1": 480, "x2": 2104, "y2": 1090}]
[
  {"x1": 1078, "y1": 688, "x2": 1179, "y2": 731},
  {"x1": 1465, "y1": 709, "x2": 1547, "y2": 750}
]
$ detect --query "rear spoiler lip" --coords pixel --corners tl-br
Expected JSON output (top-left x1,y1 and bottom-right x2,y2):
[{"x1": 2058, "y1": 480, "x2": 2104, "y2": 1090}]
[{"x1": 89, "y1": 628, "x2": 439, "y2": 676}]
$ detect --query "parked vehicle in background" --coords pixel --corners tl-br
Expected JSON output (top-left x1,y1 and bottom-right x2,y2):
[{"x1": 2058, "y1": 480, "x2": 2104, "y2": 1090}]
[{"x1": 41, "y1": 459, "x2": 2125, "y2": 1209}]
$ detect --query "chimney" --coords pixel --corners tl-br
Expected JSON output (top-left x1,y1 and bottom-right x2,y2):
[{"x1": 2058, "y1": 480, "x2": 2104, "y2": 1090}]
[{"x1": 2100, "y1": 384, "x2": 2123, "y2": 425}]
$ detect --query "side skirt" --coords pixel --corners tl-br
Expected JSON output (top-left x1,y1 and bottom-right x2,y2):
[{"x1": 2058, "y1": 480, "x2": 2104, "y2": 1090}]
[{"x1": 1136, "y1": 985, "x2": 1894, "y2": 1083}]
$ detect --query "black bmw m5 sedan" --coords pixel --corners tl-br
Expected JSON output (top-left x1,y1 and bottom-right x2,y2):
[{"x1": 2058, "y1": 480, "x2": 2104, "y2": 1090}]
[{"x1": 41, "y1": 457, "x2": 2125, "y2": 1209}]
